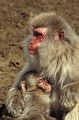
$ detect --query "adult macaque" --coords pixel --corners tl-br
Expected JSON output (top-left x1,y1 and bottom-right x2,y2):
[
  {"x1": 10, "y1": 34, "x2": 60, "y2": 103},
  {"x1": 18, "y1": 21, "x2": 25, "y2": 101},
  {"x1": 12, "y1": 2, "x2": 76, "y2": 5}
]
[
  {"x1": 6, "y1": 12, "x2": 79, "y2": 120},
  {"x1": 5, "y1": 73, "x2": 56, "y2": 120}
]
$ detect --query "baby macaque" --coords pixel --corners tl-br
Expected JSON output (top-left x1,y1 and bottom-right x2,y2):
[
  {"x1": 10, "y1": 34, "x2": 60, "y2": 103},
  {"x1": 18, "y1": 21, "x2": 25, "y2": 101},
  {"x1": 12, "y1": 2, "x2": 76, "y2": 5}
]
[
  {"x1": 21, "y1": 73, "x2": 52, "y2": 93},
  {"x1": 18, "y1": 73, "x2": 56, "y2": 120},
  {"x1": 5, "y1": 72, "x2": 56, "y2": 120}
]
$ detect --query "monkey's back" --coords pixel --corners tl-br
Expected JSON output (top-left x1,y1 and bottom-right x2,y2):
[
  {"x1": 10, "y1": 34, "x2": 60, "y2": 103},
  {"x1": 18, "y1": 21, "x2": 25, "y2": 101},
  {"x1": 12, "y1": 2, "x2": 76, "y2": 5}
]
[{"x1": 21, "y1": 89, "x2": 51, "y2": 118}]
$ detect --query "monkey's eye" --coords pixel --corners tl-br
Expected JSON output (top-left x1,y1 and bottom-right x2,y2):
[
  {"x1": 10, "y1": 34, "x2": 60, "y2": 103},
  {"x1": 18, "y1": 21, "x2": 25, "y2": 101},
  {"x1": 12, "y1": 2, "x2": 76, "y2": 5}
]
[{"x1": 33, "y1": 31, "x2": 43, "y2": 37}]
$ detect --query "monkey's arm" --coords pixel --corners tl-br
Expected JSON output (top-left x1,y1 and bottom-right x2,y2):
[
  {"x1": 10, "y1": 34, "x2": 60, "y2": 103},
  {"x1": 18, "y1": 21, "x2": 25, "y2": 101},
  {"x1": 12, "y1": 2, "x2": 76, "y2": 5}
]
[
  {"x1": 12, "y1": 61, "x2": 36, "y2": 89},
  {"x1": 5, "y1": 89, "x2": 24, "y2": 118},
  {"x1": 5, "y1": 61, "x2": 37, "y2": 117},
  {"x1": 19, "y1": 112, "x2": 56, "y2": 120},
  {"x1": 60, "y1": 83, "x2": 79, "y2": 120},
  {"x1": 44, "y1": 115, "x2": 56, "y2": 120},
  {"x1": 64, "y1": 103, "x2": 79, "y2": 120}
]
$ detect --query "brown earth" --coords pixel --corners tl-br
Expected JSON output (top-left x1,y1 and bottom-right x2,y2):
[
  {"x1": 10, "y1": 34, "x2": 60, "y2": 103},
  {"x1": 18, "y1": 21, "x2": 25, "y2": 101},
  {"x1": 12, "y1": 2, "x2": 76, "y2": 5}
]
[{"x1": 0, "y1": 0, "x2": 79, "y2": 119}]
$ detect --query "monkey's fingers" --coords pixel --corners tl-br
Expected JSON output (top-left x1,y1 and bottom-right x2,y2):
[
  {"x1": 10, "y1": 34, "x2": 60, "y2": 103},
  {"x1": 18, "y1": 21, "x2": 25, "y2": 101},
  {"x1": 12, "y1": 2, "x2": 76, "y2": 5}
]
[
  {"x1": 43, "y1": 81, "x2": 52, "y2": 93},
  {"x1": 37, "y1": 77, "x2": 44, "y2": 81},
  {"x1": 37, "y1": 79, "x2": 52, "y2": 93},
  {"x1": 44, "y1": 84, "x2": 52, "y2": 93},
  {"x1": 21, "y1": 81, "x2": 27, "y2": 93},
  {"x1": 37, "y1": 79, "x2": 45, "y2": 87}
]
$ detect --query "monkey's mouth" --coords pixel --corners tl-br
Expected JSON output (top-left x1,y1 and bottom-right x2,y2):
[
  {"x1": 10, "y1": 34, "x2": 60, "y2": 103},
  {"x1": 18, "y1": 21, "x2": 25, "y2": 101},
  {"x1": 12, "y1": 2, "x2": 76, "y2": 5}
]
[
  {"x1": 28, "y1": 48, "x2": 37, "y2": 55},
  {"x1": 29, "y1": 50, "x2": 36, "y2": 55},
  {"x1": 28, "y1": 47, "x2": 37, "y2": 55}
]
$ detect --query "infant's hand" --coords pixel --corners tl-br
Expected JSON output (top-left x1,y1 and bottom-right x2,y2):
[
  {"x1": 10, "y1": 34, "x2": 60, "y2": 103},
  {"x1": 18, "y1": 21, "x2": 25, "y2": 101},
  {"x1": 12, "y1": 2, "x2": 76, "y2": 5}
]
[{"x1": 37, "y1": 78, "x2": 52, "y2": 93}]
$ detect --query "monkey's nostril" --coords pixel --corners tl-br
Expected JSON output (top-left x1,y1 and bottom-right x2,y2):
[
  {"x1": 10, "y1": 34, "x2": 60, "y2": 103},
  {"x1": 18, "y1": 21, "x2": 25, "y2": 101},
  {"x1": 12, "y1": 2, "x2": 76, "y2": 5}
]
[{"x1": 29, "y1": 42, "x2": 32, "y2": 44}]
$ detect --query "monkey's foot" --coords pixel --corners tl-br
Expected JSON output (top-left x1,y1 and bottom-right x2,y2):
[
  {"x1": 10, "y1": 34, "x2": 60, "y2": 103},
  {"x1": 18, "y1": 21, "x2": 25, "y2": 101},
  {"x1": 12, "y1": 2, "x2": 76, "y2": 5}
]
[
  {"x1": 37, "y1": 78, "x2": 52, "y2": 93},
  {"x1": 6, "y1": 89, "x2": 24, "y2": 118}
]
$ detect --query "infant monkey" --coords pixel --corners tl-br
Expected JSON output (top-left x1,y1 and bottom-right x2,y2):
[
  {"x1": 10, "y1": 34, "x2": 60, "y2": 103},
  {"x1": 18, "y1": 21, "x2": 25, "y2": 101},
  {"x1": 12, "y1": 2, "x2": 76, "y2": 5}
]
[
  {"x1": 5, "y1": 73, "x2": 56, "y2": 120},
  {"x1": 21, "y1": 73, "x2": 52, "y2": 93},
  {"x1": 18, "y1": 73, "x2": 56, "y2": 120}
]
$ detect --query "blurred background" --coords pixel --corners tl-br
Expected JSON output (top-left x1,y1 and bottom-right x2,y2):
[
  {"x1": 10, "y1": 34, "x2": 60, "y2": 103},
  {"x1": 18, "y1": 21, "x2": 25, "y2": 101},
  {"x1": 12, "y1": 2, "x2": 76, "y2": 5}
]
[{"x1": 0, "y1": 0, "x2": 79, "y2": 111}]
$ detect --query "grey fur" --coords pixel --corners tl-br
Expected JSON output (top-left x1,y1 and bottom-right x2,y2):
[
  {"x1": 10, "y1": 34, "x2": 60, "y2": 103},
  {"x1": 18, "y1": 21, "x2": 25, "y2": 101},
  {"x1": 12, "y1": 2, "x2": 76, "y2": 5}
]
[{"x1": 6, "y1": 12, "x2": 79, "y2": 120}]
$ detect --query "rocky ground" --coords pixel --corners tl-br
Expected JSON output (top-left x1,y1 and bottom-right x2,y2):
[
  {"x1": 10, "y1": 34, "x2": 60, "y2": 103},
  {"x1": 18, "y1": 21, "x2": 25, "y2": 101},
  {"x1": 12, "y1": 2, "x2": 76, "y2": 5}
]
[{"x1": 0, "y1": 0, "x2": 79, "y2": 119}]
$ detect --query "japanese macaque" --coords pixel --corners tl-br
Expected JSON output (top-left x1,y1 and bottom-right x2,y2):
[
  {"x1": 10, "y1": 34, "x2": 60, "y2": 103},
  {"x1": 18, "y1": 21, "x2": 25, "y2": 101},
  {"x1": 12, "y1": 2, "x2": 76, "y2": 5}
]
[
  {"x1": 6, "y1": 12, "x2": 79, "y2": 120},
  {"x1": 5, "y1": 73, "x2": 56, "y2": 120}
]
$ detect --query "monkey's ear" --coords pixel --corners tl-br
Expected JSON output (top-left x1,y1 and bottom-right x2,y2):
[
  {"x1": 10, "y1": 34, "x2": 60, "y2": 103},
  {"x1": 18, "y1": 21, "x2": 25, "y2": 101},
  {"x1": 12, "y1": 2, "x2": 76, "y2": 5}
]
[{"x1": 54, "y1": 30, "x2": 64, "y2": 41}]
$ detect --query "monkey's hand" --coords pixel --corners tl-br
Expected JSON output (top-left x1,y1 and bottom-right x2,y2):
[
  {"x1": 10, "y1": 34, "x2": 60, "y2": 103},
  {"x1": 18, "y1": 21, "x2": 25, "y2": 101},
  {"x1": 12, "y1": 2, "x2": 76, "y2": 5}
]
[
  {"x1": 21, "y1": 81, "x2": 27, "y2": 93},
  {"x1": 5, "y1": 88, "x2": 24, "y2": 118},
  {"x1": 37, "y1": 78, "x2": 52, "y2": 93}
]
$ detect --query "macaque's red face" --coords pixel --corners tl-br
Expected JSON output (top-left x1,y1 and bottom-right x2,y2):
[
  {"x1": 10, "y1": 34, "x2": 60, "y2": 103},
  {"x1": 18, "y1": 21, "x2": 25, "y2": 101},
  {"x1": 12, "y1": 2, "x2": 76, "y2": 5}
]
[{"x1": 28, "y1": 28, "x2": 47, "y2": 55}]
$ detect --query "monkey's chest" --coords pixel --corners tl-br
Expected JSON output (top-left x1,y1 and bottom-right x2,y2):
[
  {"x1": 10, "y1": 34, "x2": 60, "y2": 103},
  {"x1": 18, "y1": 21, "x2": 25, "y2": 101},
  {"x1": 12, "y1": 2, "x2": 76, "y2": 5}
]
[{"x1": 37, "y1": 67, "x2": 51, "y2": 80}]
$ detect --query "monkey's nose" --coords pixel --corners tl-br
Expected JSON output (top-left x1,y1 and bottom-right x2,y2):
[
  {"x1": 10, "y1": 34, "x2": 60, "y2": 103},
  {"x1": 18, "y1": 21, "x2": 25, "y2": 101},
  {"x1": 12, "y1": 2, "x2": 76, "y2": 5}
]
[{"x1": 28, "y1": 43, "x2": 33, "y2": 50}]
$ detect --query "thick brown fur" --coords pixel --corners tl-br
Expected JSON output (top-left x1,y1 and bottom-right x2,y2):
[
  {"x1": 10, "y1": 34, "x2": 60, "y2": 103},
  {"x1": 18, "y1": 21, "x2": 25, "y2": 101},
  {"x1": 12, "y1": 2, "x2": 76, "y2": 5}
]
[{"x1": 6, "y1": 12, "x2": 79, "y2": 120}]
